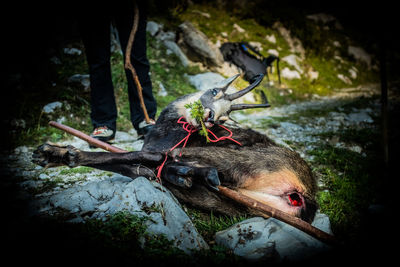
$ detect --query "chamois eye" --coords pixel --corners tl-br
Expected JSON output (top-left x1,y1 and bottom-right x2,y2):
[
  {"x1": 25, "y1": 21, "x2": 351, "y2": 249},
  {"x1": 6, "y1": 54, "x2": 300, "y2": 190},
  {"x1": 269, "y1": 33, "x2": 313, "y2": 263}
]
[{"x1": 211, "y1": 89, "x2": 218, "y2": 96}]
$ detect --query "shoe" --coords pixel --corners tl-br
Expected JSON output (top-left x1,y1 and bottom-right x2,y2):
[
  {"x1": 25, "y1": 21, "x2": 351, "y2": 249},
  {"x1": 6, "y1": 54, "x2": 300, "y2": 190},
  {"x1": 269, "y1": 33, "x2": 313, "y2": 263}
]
[
  {"x1": 90, "y1": 126, "x2": 115, "y2": 142},
  {"x1": 137, "y1": 119, "x2": 155, "y2": 136}
]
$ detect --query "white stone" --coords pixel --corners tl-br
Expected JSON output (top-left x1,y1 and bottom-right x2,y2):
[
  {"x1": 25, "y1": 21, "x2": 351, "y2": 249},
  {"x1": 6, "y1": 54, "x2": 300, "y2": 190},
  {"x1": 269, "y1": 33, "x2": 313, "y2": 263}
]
[
  {"x1": 157, "y1": 82, "x2": 168, "y2": 97},
  {"x1": 267, "y1": 49, "x2": 279, "y2": 57},
  {"x1": 349, "y1": 67, "x2": 358, "y2": 79},
  {"x1": 281, "y1": 67, "x2": 301, "y2": 80},
  {"x1": 42, "y1": 101, "x2": 63, "y2": 114},
  {"x1": 337, "y1": 74, "x2": 352, "y2": 84},
  {"x1": 348, "y1": 46, "x2": 372, "y2": 69},
  {"x1": 146, "y1": 21, "x2": 162, "y2": 36},
  {"x1": 282, "y1": 54, "x2": 303, "y2": 73},
  {"x1": 266, "y1": 34, "x2": 276, "y2": 44},
  {"x1": 63, "y1": 48, "x2": 82, "y2": 55},
  {"x1": 248, "y1": 41, "x2": 263, "y2": 52},
  {"x1": 233, "y1": 23, "x2": 245, "y2": 33},
  {"x1": 163, "y1": 40, "x2": 191, "y2": 67},
  {"x1": 188, "y1": 72, "x2": 226, "y2": 91}
]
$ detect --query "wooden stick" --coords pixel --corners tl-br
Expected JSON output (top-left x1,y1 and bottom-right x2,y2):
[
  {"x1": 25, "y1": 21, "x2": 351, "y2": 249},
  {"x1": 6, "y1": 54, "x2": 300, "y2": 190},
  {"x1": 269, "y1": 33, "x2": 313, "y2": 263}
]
[
  {"x1": 124, "y1": 1, "x2": 151, "y2": 123},
  {"x1": 217, "y1": 185, "x2": 337, "y2": 246},
  {"x1": 48, "y1": 121, "x2": 126, "y2": 153},
  {"x1": 49, "y1": 121, "x2": 337, "y2": 246}
]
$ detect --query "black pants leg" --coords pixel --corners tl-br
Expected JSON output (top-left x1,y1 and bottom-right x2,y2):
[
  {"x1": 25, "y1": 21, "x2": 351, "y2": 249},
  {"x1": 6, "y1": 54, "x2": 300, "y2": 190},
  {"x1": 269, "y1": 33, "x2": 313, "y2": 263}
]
[
  {"x1": 114, "y1": 2, "x2": 157, "y2": 130},
  {"x1": 79, "y1": 10, "x2": 117, "y2": 132}
]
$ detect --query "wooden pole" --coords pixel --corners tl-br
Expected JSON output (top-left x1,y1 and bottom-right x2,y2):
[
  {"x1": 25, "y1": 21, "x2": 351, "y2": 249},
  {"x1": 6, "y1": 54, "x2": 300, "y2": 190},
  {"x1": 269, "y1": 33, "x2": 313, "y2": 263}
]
[
  {"x1": 48, "y1": 121, "x2": 126, "y2": 153},
  {"x1": 217, "y1": 185, "x2": 337, "y2": 246},
  {"x1": 124, "y1": 1, "x2": 151, "y2": 123},
  {"x1": 49, "y1": 121, "x2": 337, "y2": 246}
]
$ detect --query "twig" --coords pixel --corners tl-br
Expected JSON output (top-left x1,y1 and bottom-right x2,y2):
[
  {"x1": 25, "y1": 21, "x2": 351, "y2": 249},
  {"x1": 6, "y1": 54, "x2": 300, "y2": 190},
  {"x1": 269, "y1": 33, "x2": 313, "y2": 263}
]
[{"x1": 124, "y1": 1, "x2": 150, "y2": 123}]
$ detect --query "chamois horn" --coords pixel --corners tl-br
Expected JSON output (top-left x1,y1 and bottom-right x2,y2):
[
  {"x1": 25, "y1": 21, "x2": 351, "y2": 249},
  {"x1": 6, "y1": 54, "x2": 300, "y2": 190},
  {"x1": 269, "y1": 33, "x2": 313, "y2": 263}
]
[{"x1": 225, "y1": 74, "x2": 264, "y2": 101}]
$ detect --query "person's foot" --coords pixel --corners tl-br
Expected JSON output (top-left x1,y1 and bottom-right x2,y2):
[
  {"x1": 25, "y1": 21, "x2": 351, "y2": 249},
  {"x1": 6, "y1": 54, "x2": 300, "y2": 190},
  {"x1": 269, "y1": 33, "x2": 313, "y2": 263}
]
[
  {"x1": 90, "y1": 126, "x2": 115, "y2": 142},
  {"x1": 137, "y1": 119, "x2": 155, "y2": 136}
]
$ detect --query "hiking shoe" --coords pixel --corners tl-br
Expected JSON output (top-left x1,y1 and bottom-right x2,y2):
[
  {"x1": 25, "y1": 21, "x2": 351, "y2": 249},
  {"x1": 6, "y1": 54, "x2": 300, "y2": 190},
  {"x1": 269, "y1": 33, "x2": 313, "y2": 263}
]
[
  {"x1": 137, "y1": 119, "x2": 155, "y2": 136},
  {"x1": 90, "y1": 126, "x2": 115, "y2": 142}
]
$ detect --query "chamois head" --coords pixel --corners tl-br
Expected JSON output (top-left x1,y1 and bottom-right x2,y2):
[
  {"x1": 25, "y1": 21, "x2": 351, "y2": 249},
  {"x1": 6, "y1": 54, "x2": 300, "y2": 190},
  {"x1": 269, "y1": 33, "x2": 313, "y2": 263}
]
[{"x1": 199, "y1": 74, "x2": 269, "y2": 127}]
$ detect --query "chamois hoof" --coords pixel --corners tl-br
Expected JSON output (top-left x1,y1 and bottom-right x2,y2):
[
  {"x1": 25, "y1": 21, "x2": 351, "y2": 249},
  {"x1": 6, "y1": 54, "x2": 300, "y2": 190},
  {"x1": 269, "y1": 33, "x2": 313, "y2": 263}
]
[
  {"x1": 32, "y1": 142, "x2": 80, "y2": 168},
  {"x1": 163, "y1": 164, "x2": 194, "y2": 188},
  {"x1": 204, "y1": 168, "x2": 220, "y2": 191}
]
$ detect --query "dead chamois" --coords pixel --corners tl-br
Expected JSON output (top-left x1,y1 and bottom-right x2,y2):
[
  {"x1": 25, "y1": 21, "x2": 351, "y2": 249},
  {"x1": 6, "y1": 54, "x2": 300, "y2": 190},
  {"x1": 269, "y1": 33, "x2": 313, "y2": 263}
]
[{"x1": 32, "y1": 74, "x2": 318, "y2": 224}]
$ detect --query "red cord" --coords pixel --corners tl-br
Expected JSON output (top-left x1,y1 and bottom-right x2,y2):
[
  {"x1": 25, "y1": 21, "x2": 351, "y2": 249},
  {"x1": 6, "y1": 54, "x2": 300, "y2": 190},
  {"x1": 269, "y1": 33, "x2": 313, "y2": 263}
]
[{"x1": 155, "y1": 117, "x2": 242, "y2": 181}]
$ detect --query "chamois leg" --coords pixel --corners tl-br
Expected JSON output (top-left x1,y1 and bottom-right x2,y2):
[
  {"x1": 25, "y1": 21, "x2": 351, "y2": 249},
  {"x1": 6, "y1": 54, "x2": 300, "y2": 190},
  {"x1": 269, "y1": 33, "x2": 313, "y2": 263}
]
[
  {"x1": 32, "y1": 142, "x2": 163, "y2": 179},
  {"x1": 162, "y1": 161, "x2": 220, "y2": 190}
]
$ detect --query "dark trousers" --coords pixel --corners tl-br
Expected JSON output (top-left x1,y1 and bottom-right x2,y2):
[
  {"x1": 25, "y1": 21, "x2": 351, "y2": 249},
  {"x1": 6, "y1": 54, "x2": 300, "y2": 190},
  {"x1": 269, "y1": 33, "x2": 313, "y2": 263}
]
[{"x1": 79, "y1": 2, "x2": 157, "y2": 131}]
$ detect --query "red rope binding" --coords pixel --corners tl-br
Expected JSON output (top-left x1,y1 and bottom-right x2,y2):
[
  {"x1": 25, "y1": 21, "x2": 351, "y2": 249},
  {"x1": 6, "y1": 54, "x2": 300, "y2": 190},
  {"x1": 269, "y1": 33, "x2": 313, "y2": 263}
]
[{"x1": 156, "y1": 117, "x2": 242, "y2": 181}]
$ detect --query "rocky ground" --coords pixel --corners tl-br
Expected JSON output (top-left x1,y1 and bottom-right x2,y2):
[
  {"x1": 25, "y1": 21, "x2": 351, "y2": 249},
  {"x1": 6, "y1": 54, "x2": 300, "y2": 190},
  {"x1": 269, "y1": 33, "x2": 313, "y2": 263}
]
[{"x1": 1, "y1": 81, "x2": 387, "y2": 264}]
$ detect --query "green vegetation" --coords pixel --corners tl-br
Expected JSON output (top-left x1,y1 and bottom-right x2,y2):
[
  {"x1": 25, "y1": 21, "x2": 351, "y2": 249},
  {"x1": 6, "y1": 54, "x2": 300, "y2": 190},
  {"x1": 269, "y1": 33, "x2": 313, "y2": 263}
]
[
  {"x1": 185, "y1": 100, "x2": 210, "y2": 141},
  {"x1": 308, "y1": 126, "x2": 382, "y2": 241}
]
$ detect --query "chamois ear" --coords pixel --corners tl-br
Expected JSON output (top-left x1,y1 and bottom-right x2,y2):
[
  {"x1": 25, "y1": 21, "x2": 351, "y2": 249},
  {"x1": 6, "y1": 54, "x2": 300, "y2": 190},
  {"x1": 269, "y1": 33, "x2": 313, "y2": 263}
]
[{"x1": 217, "y1": 74, "x2": 240, "y2": 93}]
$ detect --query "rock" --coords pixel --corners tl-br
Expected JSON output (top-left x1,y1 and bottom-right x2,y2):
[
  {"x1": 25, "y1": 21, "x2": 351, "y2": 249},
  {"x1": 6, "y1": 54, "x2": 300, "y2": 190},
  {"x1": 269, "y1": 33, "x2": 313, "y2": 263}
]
[
  {"x1": 349, "y1": 67, "x2": 358, "y2": 79},
  {"x1": 282, "y1": 54, "x2": 303, "y2": 73},
  {"x1": 163, "y1": 40, "x2": 191, "y2": 67},
  {"x1": 157, "y1": 82, "x2": 168, "y2": 97},
  {"x1": 348, "y1": 145, "x2": 362, "y2": 153},
  {"x1": 191, "y1": 10, "x2": 211, "y2": 18},
  {"x1": 178, "y1": 21, "x2": 224, "y2": 67},
  {"x1": 281, "y1": 67, "x2": 301, "y2": 80},
  {"x1": 306, "y1": 13, "x2": 343, "y2": 30},
  {"x1": 333, "y1": 40, "x2": 341, "y2": 48},
  {"x1": 68, "y1": 74, "x2": 90, "y2": 91},
  {"x1": 156, "y1": 30, "x2": 176, "y2": 42},
  {"x1": 267, "y1": 49, "x2": 279, "y2": 57},
  {"x1": 146, "y1": 21, "x2": 162, "y2": 36},
  {"x1": 39, "y1": 173, "x2": 49, "y2": 180},
  {"x1": 42, "y1": 101, "x2": 63, "y2": 114},
  {"x1": 337, "y1": 74, "x2": 352, "y2": 85},
  {"x1": 266, "y1": 34, "x2": 276, "y2": 44},
  {"x1": 248, "y1": 41, "x2": 263, "y2": 52},
  {"x1": 348, "y1": 46, "x2": 372, "y2": 69},
  {"x1": 215, "y1": 213, "x2": 332, "y2": 262},
  {"x1": 44, "y1": 175, "x2": 208, "y2": 253},
  {"x1": 273, "y1": 22, "x2": 305, "y2": 59},
  {"x1": 63, "y1": 48, "x2": 82, "y2": 56},
  {"x1": 346, "y1": 111, "x2": 373, "y2": 123},
  {"x1": 131, "y1": 140, "x2": 144, "y2": 151},
  {"x1": 307, "y1": 68, "x2": 319, "y2": 81},
  {"x1": 14, "y1": 146, "x2": 29, "y2": 154},
  {"x1": 114, "y1": 131, "x2": 136, "y2": 143},
  {"x1": 188, "y1": 72, "x2": 226, "y2": 91},
  {"x1": 56, "y1": 116, "x2": 66, "y2": 124},
  {"x1": 311, "y1": 212, "x2": 333, "y2": 234},
  {"x1": 233, "y1": 23, "x2": 245, "y2": 33},
  {"x1": 307, "y1": 13, "x2": 336, "y2": 24},
  {"x1": 60, "y1": 136, "x2": 90, "y2": 151},
  {"x1": 216, "y1": 62, "x2": 241, "y2": 77},
  {"x1": 50, "y1": 56, "x2": 61, "y2": 65}
]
